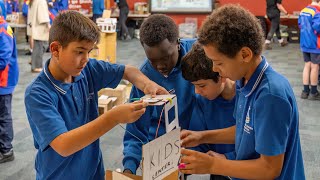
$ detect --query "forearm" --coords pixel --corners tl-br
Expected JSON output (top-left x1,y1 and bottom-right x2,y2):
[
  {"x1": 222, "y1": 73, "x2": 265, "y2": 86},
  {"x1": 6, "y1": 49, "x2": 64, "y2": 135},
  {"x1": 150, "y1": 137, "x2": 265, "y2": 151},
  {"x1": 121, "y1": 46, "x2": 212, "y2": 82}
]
[
  {"x1": 277, "y1": 4, "x2": 288, "y2": 14},
  {"x1": 200, "y1": 125, "x2": 235, "y2": 144},
  {"x1": 212, "y1": 157, "x2": 281, "y2": 179},
  {"x1": 50, "y1": 111, "x2": 118, "y2": 157},
  {"x1": 123, "y1": 65, "x2": 152, "y2": 92}
]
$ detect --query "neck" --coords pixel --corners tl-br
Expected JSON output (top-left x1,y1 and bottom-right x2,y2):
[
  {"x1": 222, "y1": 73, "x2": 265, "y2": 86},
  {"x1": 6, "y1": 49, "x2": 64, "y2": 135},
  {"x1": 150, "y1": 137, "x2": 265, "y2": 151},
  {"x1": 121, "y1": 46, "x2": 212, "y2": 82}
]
[
  {"x1": 48, "y1": 58, "x2": 72, "y2": 83},
  {"x1": 220, "y1": 79, "x2": 236, "y2": 101},
  {"x1": 243, "y1": 56, "x2": 262, "y2": 85}
]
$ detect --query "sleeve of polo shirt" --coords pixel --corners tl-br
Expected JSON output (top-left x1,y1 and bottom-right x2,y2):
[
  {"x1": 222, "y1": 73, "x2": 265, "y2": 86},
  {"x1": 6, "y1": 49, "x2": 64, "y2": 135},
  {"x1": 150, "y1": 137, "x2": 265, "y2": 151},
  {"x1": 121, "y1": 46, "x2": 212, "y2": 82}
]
[
  {"x1": 37, "y1": 1, "x2": 50, "y2": 24},
  {"x1": 87, "y1": 59, "x2": 125, "y2": 91},
  {"x1": 254, "y1": 93, "x2": 291, "y2": 156},
  {"x1": 25, "y1": 87, "x2": 68, "y2": 152}
]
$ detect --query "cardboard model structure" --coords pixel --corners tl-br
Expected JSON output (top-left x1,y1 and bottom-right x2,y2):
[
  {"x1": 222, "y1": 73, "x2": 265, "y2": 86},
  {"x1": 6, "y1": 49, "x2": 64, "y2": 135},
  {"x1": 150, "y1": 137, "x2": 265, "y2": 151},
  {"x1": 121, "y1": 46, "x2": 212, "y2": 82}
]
[{"x1": 106, "y1": 95, "x2": 181, "y2": 180}]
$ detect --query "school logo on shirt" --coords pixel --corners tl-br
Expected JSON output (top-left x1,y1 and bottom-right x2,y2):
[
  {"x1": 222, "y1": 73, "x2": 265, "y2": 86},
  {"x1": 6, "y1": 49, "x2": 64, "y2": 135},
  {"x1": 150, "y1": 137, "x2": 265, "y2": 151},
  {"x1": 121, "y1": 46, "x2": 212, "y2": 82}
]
[{"x1": 244, "y1": 106, "x2": 253, "y2": 134}]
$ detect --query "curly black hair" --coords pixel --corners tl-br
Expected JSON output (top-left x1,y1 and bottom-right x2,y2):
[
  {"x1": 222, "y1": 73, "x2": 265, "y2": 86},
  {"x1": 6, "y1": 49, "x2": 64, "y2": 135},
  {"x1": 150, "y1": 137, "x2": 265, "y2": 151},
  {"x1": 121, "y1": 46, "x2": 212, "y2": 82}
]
[
  {"x1": 139, "y1": 14, "x2": 179, "y2": 47},
  {"x1": 198, "y1": 4, "x2": 264, "y2": 58},
  {"x1": 49, "y1": 11, "x2": 100, "y2": 47},
  {"x1": 181, "y1": 42, "x2": 220, "y2": 83}
]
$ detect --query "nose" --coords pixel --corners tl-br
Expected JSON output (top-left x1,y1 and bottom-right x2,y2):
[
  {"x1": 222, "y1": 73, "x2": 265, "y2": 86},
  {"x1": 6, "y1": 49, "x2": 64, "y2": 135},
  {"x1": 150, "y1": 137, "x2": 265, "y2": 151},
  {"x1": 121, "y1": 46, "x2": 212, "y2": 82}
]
[
  {"x1": 82, "y1": 53, "x2": 90, "y2": 63},
  {"x1": 212, "y1": 65, "x2": 220, "y2": 74},
  {"x1": 195, "y1": 87, "x2": 201, "y2": 95}
]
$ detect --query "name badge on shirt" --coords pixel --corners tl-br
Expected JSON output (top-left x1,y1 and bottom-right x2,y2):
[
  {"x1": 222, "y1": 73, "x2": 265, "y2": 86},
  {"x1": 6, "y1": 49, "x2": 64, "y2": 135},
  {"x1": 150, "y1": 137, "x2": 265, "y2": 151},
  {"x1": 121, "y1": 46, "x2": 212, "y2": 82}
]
[{"x1": 244, "y1": 106, "x2": 253, "y2": 134}]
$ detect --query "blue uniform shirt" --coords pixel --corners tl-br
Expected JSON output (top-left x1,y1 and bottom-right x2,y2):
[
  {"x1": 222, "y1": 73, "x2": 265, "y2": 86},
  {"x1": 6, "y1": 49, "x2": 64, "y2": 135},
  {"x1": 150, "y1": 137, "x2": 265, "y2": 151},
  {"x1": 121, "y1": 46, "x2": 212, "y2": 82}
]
[
  {"x1": 233, "y1": 56, "x2": 305, "y2": 180},
  {"x1": 189, "y1": 95, "x2": 235, "y2": 155},
  {"x1": 25, "y1": 59, "x2": 125, "y2": 180},
  {"x1": 93, "y1": 0, "x2": 104, "y2": 15},
  {"x1": 122, "y1": 39, "x2": 196, "y2": 174}
]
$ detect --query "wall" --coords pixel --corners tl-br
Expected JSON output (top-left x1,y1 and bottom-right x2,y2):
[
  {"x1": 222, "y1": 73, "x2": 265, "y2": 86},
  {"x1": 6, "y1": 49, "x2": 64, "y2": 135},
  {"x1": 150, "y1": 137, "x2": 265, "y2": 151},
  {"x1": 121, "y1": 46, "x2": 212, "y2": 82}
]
[
  {"x1": 110, "y1": 0, "x2": 311, "y2": 28},
  {"x1": 219, "y1": 0, "x2": 310, "y2": 16}
]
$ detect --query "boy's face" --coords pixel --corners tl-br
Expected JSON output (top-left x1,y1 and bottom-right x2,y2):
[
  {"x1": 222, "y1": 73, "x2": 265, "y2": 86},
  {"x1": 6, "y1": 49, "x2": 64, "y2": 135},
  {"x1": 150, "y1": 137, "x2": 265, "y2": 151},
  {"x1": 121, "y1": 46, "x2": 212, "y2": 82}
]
[
  {"x1": 192, "y1": 79, "x2": 223, "y2": 100},
  {"x1": 143, "y1": 39, "x2": 179, "y2": 76},
  {"x1": 51, "y1": 40, "x2": 95, "y2": 77},
  {"x1": 203, "y1": 45, "x2": 247, "y2": 81}
]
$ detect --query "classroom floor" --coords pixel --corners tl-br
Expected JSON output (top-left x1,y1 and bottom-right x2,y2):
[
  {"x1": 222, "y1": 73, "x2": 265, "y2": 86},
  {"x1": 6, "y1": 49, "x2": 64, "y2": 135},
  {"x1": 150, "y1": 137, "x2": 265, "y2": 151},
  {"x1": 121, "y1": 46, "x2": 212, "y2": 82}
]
[{"x1": 0, "y1": 36, "x2": 319, "y2": 180}]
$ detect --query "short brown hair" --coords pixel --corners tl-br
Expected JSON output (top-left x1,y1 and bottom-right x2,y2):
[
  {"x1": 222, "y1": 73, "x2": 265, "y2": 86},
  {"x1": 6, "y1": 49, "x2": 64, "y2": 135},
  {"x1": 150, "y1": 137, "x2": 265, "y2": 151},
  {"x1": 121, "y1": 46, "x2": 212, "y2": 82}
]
[
  {"x1": 49, "y1": 11, "x2": 100, "y2": 47},
  {"x1": 198, "y1": 4, "x2": 264, "y2": 58},
  {"x1": 181, "y1": 42, "x2": 220, "y2": 83}
]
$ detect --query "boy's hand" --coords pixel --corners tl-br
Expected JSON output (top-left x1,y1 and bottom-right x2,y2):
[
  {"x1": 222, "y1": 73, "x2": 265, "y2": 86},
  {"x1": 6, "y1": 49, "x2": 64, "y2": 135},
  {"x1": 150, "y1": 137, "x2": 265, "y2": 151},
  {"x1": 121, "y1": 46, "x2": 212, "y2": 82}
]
[
  {"x1": 143, "y1": 81, "x2": 169, "y2": 96},
  {"x1": 109, "y1": 100, "x2": 148, "y2": 124},
  {"x1": 206, "y1": 151, "x2": 226, "y2": 159},
  {"x1": 179, "y1": 149, "x2": 215, "y2": 174},
  {"x1": 180, "y1": 130, "x2": 203, "y2": 148}
]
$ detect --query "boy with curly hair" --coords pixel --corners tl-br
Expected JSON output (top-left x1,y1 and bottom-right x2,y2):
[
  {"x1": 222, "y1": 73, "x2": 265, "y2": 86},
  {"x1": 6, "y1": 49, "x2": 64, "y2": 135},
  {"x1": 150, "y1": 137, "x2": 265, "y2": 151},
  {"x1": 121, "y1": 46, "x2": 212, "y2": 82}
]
[{"x1": 179, "y1": 4, "x2": 305, "y2": 180}]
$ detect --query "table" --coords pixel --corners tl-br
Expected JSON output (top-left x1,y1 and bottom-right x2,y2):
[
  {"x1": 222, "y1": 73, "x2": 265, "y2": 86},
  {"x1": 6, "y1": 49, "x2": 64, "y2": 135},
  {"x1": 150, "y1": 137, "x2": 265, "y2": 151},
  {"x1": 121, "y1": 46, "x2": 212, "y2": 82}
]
[{"x1": 111, "y1": 11, "x2": 150, "y2": 21}]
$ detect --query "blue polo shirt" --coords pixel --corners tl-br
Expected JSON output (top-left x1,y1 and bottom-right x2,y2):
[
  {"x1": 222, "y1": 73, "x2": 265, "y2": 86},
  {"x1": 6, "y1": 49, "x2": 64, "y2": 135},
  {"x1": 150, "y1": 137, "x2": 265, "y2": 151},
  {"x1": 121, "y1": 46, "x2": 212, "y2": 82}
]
[
  {"x1": 189, "y1": 95, "x2": 235, "y2": 154},
  {"x1": 25, "y1": 59, "x2": 125, "y2": 180},
  {"x1": 122, "y1": 39, "x2": 196, "y2": 174},
  {"x1": 233, "y1": 56, "x2": 305, "y2": 180}
]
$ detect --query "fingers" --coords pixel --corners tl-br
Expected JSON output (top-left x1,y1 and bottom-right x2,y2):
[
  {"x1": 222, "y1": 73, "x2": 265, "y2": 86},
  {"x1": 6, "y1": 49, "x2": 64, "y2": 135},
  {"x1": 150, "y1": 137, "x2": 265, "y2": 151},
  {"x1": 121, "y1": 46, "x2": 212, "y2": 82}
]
[
  {"x1": 181, "y1": 148, "x2": 194, "y2": 156},
  {"x1": 132, "y1": 101, "x2": 148, "y2": 110},
  {"x1": 206, "y1": 151, "x2": 215, "y2": 156},
  {"x1": 180, "y1": 130, "x2": 190, "y2": 139}
]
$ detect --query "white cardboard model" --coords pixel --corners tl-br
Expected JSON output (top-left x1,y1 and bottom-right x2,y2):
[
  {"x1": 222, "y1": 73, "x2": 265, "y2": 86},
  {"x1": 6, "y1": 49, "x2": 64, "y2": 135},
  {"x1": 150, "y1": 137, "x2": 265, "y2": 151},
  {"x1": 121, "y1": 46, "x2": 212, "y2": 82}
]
[
  {"x1": 142, "y1": 128, "x2": 181, "y2": 180},
  {"x1": 140, "y1": 94, "x2": 179, "y2": 132}
]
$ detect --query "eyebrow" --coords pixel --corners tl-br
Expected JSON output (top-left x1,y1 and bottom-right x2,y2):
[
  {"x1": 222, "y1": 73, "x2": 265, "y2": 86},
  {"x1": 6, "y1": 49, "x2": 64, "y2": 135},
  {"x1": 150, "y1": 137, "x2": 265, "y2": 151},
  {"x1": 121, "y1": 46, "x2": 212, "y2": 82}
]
[{"x1": 76, "y1": 47, "x2": 89, "y2": 50}]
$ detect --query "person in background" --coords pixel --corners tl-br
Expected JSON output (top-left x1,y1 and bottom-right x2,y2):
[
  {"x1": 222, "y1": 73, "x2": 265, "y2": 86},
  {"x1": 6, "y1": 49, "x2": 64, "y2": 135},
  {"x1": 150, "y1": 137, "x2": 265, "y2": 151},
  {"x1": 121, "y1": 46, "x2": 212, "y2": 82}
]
[
  {"x1": 6, "y1": 0, "x2": 18, "y2": 15},
  {"x1": 92, "y1": 0, "x2": 104, "y2": 23},
  {"x1": 299, "y1": 0, "x2": 320, "y2": 100},
  {"x1": 22, "y1": 0, "x2": 33, "y2": 56},
  {"x1": 264, "y1": 0, "x2": 289, "y2": 50},
  {"x1": 179, "y1": 4, "x2": 305, "y2": 179},
  {"x1": 0, "y1": 10, "x2": 19, "y2": 163},
  {"x1": 0, "y1": 0, "x2": 6, "y2": 19},
  {"x1": 57, "y1": 0, "x2": 67, "y2": 11},
  {"x1": 115, "y1": 0, "x2": 131, "y2": 40},
  {"x1": 181, "y1": 43, "x2": 236, "y2": 180},
  {"x1": 48, "y1": 0, "x2": 58, "y2": 25},
  {"x1": 28, "y1": 0, "x2": 50, "y2": 73},
  {"x1": 122, "y1": 14, "x2": 196, "y2": 175}
]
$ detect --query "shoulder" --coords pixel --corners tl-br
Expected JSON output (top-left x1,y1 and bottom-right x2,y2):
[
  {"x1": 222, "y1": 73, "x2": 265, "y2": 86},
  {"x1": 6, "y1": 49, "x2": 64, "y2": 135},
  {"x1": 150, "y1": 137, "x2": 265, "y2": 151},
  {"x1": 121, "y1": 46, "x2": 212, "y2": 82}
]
[
  {"x1": 255, "y1": 67, "x2": 294, "y2": 104},
  {"x1": 25, "y1": 74, "x2": 58, "y2": 105}
]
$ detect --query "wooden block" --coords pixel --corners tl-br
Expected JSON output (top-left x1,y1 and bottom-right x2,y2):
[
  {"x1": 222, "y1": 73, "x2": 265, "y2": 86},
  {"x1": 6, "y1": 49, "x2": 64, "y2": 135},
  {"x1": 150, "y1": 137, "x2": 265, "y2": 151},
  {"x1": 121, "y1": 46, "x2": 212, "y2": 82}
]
[
  {"x1": 89, "y1": 32, "x2": 117, "y2": 63},
  {"x1": 99, "y1": 85, "x2": 127, "y2": 106}
]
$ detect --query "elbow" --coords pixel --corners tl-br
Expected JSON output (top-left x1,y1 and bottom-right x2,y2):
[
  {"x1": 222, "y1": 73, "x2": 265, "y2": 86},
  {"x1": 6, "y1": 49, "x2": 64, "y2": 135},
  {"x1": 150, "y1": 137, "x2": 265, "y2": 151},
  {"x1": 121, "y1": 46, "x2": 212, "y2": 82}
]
[
  {"x1": 264, "y1": 165, "x2": 282, "y2": 179},
  {"x1": 52, "y1": 145, "x2": 73, "y2": 157}
]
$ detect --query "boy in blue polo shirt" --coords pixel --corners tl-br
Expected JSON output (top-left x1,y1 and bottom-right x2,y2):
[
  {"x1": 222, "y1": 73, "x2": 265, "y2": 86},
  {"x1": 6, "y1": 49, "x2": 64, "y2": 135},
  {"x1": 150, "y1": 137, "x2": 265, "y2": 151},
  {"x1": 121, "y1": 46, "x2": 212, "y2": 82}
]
[
  {"x1": 181, "y1": 43, "x2": 236, "y2": 180},
  {"x1": 122, "y1": 14, "x2": 196, "y2": 174},
  {"x1": 24, "y1": 11, "x2": 167, "y2": 180},
  {"x1": 179, "y1": 5, "x2": 305, "y2": 180}
]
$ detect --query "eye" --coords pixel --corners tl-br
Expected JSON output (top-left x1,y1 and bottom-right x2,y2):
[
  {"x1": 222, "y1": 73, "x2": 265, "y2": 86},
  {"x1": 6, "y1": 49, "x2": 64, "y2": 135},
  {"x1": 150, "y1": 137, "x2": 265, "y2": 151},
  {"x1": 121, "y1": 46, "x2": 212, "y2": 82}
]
[{"x1": 198, "y1": 85, "x2": 206, "y2": 88}]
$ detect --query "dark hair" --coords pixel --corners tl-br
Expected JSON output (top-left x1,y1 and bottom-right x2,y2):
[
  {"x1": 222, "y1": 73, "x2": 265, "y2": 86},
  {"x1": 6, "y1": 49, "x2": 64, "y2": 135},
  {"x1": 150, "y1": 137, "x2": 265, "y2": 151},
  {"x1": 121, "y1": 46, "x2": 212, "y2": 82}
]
[
  {"x1": 198, "y1": 4, "x2": 264, "y2": 58},
  {"x1": 139, "y1": 14, "x2": 179, "y2": 47},
  {"x1": 49, "y1": 11, "x2": 100, "y2": 47},
  {"x1": 181, "y1": 42, "x2": 220, "y2": 83}
]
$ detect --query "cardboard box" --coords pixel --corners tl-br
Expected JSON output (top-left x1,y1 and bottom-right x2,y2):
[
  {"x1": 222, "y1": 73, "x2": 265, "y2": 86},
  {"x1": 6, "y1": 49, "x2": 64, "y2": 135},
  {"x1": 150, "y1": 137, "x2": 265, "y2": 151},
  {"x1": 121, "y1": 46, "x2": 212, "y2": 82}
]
[
  {"x1": 105, "y1": 170, "x2": 179, "y2": 180},
  {"x1": 89, "y1": 32, "x2": 117, "y2": 63},
  {"x1": 98, "y1": 85, "x2": 127, "y2": 106}
]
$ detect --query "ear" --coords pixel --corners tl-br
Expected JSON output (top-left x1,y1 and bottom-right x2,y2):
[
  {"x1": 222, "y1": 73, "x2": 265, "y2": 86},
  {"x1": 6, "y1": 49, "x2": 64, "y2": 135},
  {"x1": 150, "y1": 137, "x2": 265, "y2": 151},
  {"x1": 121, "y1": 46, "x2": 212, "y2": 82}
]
[
  {"x1": 240, "y1": 47, "x2": 253, "y2": 63},
  {"x1": 50, "y1": 41, "x2": 60, "y2": 59}
]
